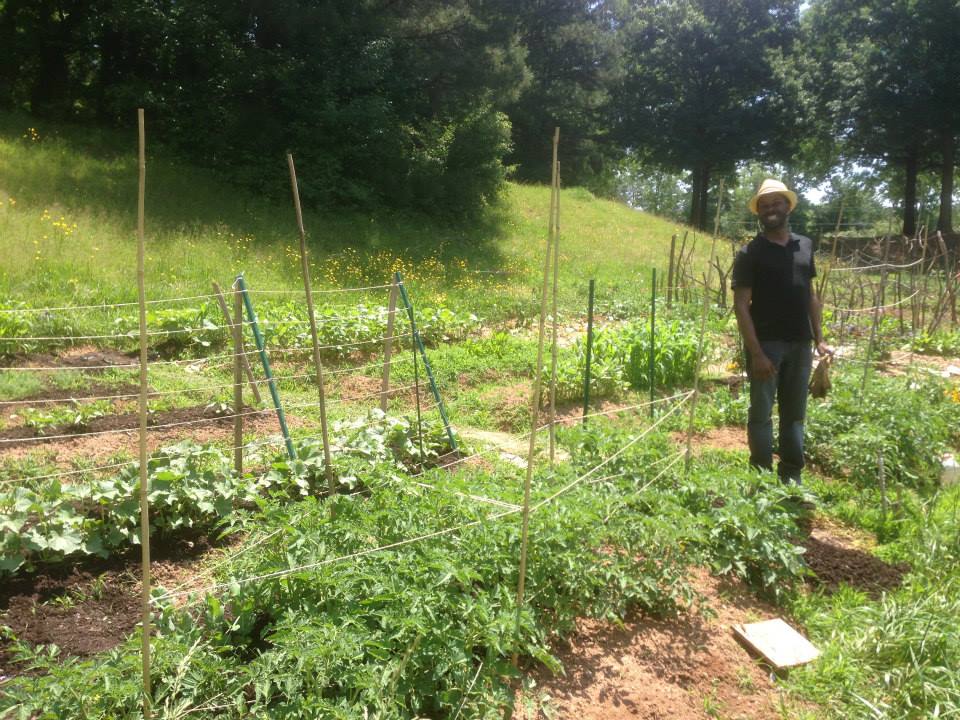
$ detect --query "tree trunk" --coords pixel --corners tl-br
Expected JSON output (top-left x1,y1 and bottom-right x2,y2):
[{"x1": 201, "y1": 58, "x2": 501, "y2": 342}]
[
  {"x1": 688, "y1": 162, "x2": 711, "y2": 230},
  {"x1": 903, "y1": 148, "x2": 919, "y2": 237},
  {"x1": 938, "y1": 129, "x2": 955, "y2": 234},
  {"x1": 689, "y1": 165, "x2": 702, "y2": 228}
]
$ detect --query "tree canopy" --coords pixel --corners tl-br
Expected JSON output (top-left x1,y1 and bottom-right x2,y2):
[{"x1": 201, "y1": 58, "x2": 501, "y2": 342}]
[{"x1": 0, "y1": 0, "x2": 956, "y2": 230}]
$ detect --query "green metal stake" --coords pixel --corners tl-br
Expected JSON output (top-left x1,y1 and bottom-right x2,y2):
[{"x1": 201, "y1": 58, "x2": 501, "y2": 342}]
[
  {"x1": 235, "y1": 274, "x2": 297, "y2": 461},
  {"x1": 582, "y1": 279, "x2": 595, "y2": 423},
  {"x1": 394, "y1": 272, "x2": 458, "y2": 451},
  {"x1": 649, "y1": 268, "x2": 656, "y2": 418}
]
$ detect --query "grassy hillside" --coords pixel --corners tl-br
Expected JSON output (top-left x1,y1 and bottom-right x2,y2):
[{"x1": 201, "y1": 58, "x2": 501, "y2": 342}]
[{"x1": 0, "y1": 112, "x2": 704, "y2": 318}]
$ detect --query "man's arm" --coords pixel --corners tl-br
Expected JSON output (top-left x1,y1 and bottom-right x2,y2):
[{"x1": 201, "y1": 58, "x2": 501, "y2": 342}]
[
  {"x1": 733, "y1": 287, "x2": 775, "y2": 381},
  {"x1": 808, "y1": 291, "x2": 832, "y2": 357}
]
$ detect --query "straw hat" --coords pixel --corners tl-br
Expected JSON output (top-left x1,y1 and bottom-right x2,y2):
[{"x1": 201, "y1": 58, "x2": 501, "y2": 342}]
[{"x1": 748, "y1": 178, "x2": 798, "y2": 215}]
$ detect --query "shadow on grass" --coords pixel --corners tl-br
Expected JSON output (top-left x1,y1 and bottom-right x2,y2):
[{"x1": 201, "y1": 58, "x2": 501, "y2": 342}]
[{"x1": 0, "y1": 110, "x2": 508, "y2": 272}]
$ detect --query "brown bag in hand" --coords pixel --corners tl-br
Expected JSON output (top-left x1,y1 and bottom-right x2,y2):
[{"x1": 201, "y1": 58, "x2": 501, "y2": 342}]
[{"x1": 809, "y1": 355, "x2": 832, "y2": 398}]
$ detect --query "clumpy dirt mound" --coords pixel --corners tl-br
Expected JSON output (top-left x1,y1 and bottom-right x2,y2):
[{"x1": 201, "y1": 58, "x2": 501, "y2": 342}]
[
  {"x1": 518, "y1": 570, "x2": 810, "y2": 719},
  {"x1": 0, "y1": 410, "x2": 301, "y2": 469},
  {"x1": 0, "y1": 533, "x2": 227, "y2": 677},
  {"x1": 481, "y1": 383, "x2": 531, "y2": 433},
  {"x1": 802, "y1": 520, "x2": 908, "y2": 596},
  {"x1": 4, "y1": 576, "x2": 141, "y2": 663},
  {"x1": 4, "y1": 346, "x2": 136, "y2": 372},
  {"x1": 1, "y1": 383, "x2": 142, "y2": 409},
  {"x1": 671, "y1": 426, "x2": 748, "y2": 454},
  {"x1": 335, "y1": 374, "x2": 383, "y2": 403},
  {"x1": 0, "y1": 403, "x2": 246, "y2": 447}
]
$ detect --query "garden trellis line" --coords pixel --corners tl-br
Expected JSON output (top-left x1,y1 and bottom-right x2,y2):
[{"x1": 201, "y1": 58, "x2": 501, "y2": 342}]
[{"x1": 148, "y1": 389, "x2": 693, "y2": 606}]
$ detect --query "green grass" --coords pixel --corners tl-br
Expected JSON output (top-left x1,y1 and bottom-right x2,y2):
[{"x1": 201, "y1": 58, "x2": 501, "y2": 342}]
[{"x1": 0, "y1": 110, "x2": 703, "y2": 321}]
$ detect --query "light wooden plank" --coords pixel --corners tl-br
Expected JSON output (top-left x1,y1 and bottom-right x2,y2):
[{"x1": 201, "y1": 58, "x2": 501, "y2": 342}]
[{"x1": 732, "y1": 618, "x2": 820, "y2": 669}]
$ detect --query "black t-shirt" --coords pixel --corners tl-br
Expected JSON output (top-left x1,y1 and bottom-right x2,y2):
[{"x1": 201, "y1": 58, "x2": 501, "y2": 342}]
[{"x1": 731, "y1": 232, "x2": 816, "y2": 342}]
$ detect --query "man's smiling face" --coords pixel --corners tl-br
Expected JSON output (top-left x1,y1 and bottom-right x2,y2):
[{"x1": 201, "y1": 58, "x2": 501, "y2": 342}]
[{"x1": 757, "y1": 193, "x2": 791, "y2": 231}]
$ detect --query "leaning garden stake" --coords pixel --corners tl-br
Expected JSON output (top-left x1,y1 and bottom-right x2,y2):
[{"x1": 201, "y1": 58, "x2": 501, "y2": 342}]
[
  {"x1": 514, "y1": 126, "x2": 560, "y2": 667},
  {"x1": 212, "y1": 281, "x2": 261, "y2": 405},
  {"x1": 236, "y1": 274, "x2": 297, "y2": 460},
  {"x1": 135, "y1": 107, "x2": 153, "y2": 720},
  {"x1": 394, "y1": 272, "x2": 457, "y2": 451},
  {"x1": 287, "y1": 153, "x2": 336, "y2": 498}
]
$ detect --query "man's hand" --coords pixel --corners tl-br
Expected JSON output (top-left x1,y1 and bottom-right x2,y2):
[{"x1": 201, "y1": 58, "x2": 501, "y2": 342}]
[
  {"x1": 815, "y1": 341, "x2": 833, "y2": 358},
  {"x1": 750, "y1": 349, "x2": 776, "y2": 381}
]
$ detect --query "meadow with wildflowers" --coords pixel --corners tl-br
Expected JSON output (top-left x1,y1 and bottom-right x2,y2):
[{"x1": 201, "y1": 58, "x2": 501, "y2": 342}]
[{"x1": 0, "y1": 111, "x2": 700, "y2": 324}]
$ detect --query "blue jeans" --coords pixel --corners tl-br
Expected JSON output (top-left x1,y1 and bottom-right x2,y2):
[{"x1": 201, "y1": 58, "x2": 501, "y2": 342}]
[{"x1": 746, "y1": 340, "x2": 813, "y2": 483}]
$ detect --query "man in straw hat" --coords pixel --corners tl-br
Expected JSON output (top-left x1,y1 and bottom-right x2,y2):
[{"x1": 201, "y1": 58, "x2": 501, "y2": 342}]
[{"x1": 732, "y1": 179, "x2": 832, "y2": 485}]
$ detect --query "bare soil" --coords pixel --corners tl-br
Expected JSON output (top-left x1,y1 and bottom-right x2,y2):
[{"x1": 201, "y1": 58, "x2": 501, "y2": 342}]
[
  {"x1": 334, "y1": 374, "x2": 384, "y2": 403},
  {"x1": 517, "y1": 569, "x2": 812, "y2": 720},
  {"x1": 0, "y1": 531, "x2": 227, "y2": 679},
  {"x1": 0, "y1": 407, "x2": 302, "y2": 468},
  {"x1": 481, "y1": 382, "x2": 531, "y2": 433},
  {"x1": 3, "y1": 347, "x2": 136, "y2": 372},
  {"x1": 801, "y1": 516, "x2": 908, "y2": 596},
  {"x1": 672, "y1": 426, "x2": 749, "y2": 454},
  {"x1": 0, "y1": 383, "x2": 142, "y2": 412}
]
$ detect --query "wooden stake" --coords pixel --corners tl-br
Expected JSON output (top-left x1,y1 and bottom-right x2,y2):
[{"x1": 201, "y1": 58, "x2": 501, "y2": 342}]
[
  {"x1": 684, "y1": 182, "x2": 723, "y2": 472},
  {"x1": 582, "y1": 279, "x2": 595, "y2": 423},
  {"x1": 878, "y1": 451, "x2": 887, "y2": 522},
  {"x1": 212, "y1": 282, "x2": 262, "y2": 405},
  {"x1": 513, "y1": 127, "x2": 559, "y2": 666},
  {"x1": 381, "y1": 282, "x2": 399, "y2": 413},
  {"x1": 649, "y1": 268, "x2": 656, "y2": 418},
  {"x1": 135, "y1": 107, "x2": 153, "y2": 720},
  {"x1": 287, "y1": 153, "x2": 336, "y2": 499},
  {"x1": 548, "y1": 161, "x2": 561, "y2": 466},
  {"x1": 667, "y1": 234, "x2": 677, "y2": 308},
  {"x1": 861, "y1": 268, "x2": 887, "y2": 394},
  {"x1": 233, "y1": 285, "x2": 244, "y2": 477}
]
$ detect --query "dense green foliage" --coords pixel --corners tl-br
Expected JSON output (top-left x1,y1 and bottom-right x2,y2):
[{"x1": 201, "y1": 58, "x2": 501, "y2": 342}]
[
  {"x1": 806, "y1": 370, "x2": 960, "y2": 490},
  {"x1": 801, "y1": 0, "x2": 960, "y2": 234},
  {"x1": 616, "y1": 0, "x2": 802, "y2": 229},
  {"x1": 0, "y1": 0, "x2": 523, "y2": 215},
  {"x1": 3, "y1": 1, "x2": 955, "y2": 226},
  {"x1": 0, "y1": 421, "x2": 809, "y2": 718},
  {"x1": 550, "y1": 315, "x2": 706, "y2": 402}
]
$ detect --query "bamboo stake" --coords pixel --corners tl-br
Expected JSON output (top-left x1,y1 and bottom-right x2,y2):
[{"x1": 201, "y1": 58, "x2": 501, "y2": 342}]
[
  {"x1": 135, "y1": 107, "x2": 153, "y2": 720},
  {"x1": 878, "y1": 451, "x2": 887, "y2": 523},
  {"x1": 676, "y1": 231, "x2": 688, "y2": 302},
  {"x1": 649, "y1": 268, "x2": 656, "y2": 418},
  {"x1": 818, "y1": 198, "x2": 845, "y2": 299},
  {"x1": 411, "y1": 312, "x2": 426, "y2": 475},
  {"x1": 582, "y1": 279, "x2": 595, "y2": 423},
  {"x1": 861, "y1": 267, "x2": 888, "y2": 394},
  {"x1": 212, "y1": 282, "x2": 262, "y2": 405},
  {"x1": 232, "y1": 285, "x2": 244, "y2": 477},
  {"x1": 667, "y1": 234, "x2": 677, "y2": 308},
  {"x1": 513, "y1": 127, "x2": 559, "y2": 667},
  {"x1": 548, "y1": 161, "x2": 561, "y2": 466},
  {"x1": 286, "y1": 153, "x2": 336, "y2": 499},
  {"x1": 684, "y1": 181, "x2": 724, "y2": 472},
  {"x1": 380, "y1": 282, "x2": 399, "y2": 413}
]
